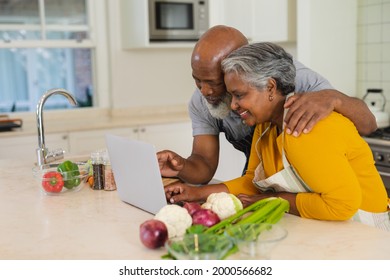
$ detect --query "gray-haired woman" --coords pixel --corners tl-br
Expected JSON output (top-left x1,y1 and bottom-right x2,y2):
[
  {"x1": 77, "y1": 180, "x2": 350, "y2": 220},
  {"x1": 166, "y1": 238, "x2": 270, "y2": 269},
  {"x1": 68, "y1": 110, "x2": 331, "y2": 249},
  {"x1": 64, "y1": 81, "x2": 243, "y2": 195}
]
[{"x1": 166, "y1": 42, "x2": 390, "y2": 231}]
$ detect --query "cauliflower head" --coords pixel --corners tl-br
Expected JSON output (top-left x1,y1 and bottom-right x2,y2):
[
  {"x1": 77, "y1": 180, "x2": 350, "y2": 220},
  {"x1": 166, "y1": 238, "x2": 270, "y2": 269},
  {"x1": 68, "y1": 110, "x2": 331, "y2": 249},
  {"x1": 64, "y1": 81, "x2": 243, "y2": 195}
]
[
  {"x1": 154, "y1": 204, "x2": 192, "y2": 238},
  {"x1": 202, "y1": 192, "x2": 243, "y2": 220}
]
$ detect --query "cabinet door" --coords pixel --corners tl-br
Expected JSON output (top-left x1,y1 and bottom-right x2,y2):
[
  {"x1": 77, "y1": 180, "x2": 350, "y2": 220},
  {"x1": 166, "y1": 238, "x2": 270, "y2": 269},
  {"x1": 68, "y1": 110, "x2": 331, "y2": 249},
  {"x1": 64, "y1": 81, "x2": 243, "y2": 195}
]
[
  {"x1": 68, "y1": 127, "x2": 137, "y2": 156},
  {"x1": 210, "y1": 0, "x2": 296, "y2": 43},
  {"x1": 251, "y1": 0, "x2": 296, "y2": 42},
  {"x1": 138, "y1": 121, "x2": 193, "y2": 158},
  {"x1": 0, "y1": 133, "x2": 69, "y2": 163},
  {"x1": 209, "y1": 0, "x2": 252, "y2": 40}
]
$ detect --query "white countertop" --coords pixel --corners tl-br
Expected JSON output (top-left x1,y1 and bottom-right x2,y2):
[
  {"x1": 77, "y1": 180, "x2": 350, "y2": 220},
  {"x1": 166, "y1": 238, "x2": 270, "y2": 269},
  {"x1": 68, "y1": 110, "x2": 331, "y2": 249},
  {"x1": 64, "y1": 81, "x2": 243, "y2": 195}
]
[{"x1": 1, "y1": 158, "x2": 390, "y2": 260}]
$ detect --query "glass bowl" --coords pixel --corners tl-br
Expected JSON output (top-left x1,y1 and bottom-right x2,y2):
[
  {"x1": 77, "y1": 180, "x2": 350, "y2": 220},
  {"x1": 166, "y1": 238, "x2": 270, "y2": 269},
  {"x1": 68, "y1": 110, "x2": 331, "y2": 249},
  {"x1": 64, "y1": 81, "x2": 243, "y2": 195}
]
[
  {"x1": 224, "y1": 223, "x2": 287, "y2": 259},
  {"x1": 165, "y1": 233, "x2": 234, "y2": 260},
  {"x1": 32, "y1": 161, "x2": 90, "y2": 195}
]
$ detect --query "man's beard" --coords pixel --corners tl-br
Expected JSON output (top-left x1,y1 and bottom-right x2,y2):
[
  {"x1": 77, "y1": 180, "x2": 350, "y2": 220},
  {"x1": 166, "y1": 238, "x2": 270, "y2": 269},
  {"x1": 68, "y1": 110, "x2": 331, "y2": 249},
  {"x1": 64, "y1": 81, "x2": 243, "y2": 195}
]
[{"x1": 204, "y1": 94, "x2": 232, "y2": 119}]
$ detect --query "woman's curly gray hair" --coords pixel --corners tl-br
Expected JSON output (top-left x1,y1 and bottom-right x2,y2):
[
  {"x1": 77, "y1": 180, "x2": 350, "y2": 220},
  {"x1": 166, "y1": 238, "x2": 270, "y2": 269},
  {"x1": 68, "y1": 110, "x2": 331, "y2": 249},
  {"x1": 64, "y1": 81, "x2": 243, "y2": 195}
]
[{"x1": 221, "y1": 42, "x2": 296, "y2": 95}]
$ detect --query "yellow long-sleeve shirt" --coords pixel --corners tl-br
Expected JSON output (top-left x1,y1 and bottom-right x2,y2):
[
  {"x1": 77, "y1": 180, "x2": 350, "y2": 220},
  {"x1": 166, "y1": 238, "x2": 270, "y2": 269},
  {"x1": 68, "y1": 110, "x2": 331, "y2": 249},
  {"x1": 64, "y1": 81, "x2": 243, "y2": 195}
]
[{"x1": 224, "y1": 112, "x2": 389, "y2": 221}]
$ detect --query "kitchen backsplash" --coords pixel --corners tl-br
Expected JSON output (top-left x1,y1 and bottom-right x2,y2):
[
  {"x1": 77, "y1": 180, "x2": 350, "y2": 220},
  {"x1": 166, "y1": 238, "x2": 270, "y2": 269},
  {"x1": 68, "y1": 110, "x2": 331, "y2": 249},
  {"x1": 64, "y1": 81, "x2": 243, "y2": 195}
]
[{"x1": 357, "y1": 0, "x2": 390, "y2": 111}]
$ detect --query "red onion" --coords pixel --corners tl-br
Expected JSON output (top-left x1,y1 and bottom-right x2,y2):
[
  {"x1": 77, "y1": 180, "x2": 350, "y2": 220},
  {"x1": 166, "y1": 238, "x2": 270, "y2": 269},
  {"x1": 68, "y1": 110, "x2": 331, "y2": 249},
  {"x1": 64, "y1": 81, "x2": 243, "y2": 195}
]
[
  {"x1": 139, "y1": 219, "x2": 168, "y2": 249},
  {"x1": 192, "y1": 209, "x2": 220, "y2": 227},
  {"x1": 183, "y1": 202, "x2": 202, "y2": 216}
]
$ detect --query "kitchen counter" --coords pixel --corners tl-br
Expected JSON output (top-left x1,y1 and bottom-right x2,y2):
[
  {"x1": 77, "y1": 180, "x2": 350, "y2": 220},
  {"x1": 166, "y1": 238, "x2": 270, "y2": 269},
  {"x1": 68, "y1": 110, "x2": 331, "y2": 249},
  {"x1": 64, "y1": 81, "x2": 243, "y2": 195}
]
[{"x1": 1, "y1": 158, "x2": 390, "y2": 260}]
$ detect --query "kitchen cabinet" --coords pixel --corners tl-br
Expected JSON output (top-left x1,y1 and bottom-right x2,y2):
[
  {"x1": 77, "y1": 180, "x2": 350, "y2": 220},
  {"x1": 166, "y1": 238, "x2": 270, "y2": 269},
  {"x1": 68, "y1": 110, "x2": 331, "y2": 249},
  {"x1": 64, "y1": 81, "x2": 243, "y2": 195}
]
[
  {"x1": 209, "y1": 0, "x2": 296, "y2": 43},
  {"x1": 0, "y1": 121, "x2": 245, "y2": 181},
  {"x1": 120, "y1": 0, "x2": 296, "y2": 49},
  {"x1": 137, "y1": 122, "x2": 193, "y2": 157},
  {"x1": 68, "y1": 121, "x2": 193, "y2": 157},
  {"x1": 0, "y1": 132, "x2": 69, "y2": 164},
  {"x1": 68, "y1": 121, "x2": 245, "y2": 181},
  {"x1": 120, "y1": 0, "x2": 149, "y2": 49},
  {"x1": 68, "y1": 127, "x2": 137, "y2": 156},
  {"x1": 120, "y1": 0, "x2": 196, "y2": 49},
  {"x1": 208, "y1": 0, "x2": 252, "y2": 40},
  {"x1": 0, "y1": 121, "x2": 193, "y2": 163},
  {"x1": 251, "y1": 0, "x2": 296, "y2": 43}
]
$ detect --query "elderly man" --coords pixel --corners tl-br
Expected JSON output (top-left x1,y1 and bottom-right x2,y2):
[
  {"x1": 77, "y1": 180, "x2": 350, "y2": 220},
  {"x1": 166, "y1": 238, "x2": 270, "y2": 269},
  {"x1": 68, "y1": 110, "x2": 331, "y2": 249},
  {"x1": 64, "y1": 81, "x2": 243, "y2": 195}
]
[{"x1": 157, "y1": 25, "x2": 376, "y2": 185}]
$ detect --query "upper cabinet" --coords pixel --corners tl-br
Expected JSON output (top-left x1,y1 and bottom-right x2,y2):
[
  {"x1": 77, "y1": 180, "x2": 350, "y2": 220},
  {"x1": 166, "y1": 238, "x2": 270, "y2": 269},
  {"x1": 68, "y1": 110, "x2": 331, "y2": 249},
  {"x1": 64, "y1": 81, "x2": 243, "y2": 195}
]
[
  {"x1": 251, "y1": 0, "x2": 296, "y2": 43},
  {"x1": 120, "y1": 0, "x2": 296, "y2": 49},
  {"x1": 209, "y1": 0, "x2": 296, "y2": 43},
  {"x1": 120, "y1": 0, "x2": 201, "y2": 49},
  {"x1": 120, "y1": 0, "x2": 150, "y2": 49}
]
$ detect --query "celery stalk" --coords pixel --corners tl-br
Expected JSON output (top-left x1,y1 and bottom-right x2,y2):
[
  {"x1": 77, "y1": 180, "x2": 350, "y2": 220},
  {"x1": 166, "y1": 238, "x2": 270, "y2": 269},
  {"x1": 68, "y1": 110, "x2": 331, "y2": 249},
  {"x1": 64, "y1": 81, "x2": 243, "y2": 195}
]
[
  {"x1": 236, "y1": 198, "x2": 282, "y2": 225},
  {"x1": 204, "y1": 197, "x2": 277, "y2": 234},
  {"x1": 264, "y1": 198, "x2": 290, "y2": 224}
]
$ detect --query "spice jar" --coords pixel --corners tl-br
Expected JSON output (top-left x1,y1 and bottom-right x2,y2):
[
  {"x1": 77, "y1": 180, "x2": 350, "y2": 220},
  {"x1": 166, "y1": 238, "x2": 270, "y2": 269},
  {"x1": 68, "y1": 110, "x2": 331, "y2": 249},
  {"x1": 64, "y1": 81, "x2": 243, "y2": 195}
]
[
  {"x1": 102, "y1": 151, "x2": 117, "y2": 191},
  {"x1": 91, "y1": 151, "x2": 104, "y2": 190}
]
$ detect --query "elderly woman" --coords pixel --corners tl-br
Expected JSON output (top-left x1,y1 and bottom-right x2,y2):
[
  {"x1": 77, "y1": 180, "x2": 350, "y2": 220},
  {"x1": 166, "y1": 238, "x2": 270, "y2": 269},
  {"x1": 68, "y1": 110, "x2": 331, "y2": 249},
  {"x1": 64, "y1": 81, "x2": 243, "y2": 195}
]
[{"x1": 165, "y1": 42, "x2": 390, "y2": 230}]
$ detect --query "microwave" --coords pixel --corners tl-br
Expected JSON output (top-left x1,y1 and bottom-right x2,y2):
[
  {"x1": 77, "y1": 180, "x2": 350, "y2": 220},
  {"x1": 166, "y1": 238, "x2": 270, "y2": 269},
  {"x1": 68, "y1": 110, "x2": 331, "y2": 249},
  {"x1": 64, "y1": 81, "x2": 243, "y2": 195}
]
[{"x1": 148, "y1": 0, "x2": 209, "y2": 41}]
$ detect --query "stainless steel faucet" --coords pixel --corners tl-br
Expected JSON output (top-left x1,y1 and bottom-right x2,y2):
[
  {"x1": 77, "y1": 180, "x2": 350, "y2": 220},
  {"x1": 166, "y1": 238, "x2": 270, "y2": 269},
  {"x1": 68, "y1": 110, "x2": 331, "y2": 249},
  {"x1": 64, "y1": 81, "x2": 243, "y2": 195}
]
[{"x1": 36, "y1": 88, "x2": 78, "y2": 166}]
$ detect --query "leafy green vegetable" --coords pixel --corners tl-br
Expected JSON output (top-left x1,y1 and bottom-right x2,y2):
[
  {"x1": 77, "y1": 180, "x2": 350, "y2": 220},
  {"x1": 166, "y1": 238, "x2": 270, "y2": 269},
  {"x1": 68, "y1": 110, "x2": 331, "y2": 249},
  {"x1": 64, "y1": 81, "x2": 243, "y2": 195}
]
[
  {"x1": 165, "y1": 233, "x2": 234, "y2": 260},
  {"x1": 186, "y1": 224, "x2": 208, "y2": 234}
]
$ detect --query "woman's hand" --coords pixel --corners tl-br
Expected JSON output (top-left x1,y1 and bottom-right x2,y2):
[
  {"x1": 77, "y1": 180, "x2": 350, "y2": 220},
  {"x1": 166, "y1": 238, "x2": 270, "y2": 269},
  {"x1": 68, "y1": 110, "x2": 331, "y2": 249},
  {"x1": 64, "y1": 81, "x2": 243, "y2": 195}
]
[
  {"x1": 237, "y1": 193, "x2": 269, "y2": 208},
  {"x1": 164, "y1": 182, "x2": 230, "y2": 204},
  {"x1": 239, "y1": 192, "x2": 299, "y2": 216},
  {"x1": 164, "y1": 181, "x2": 198, "y2": 204}
]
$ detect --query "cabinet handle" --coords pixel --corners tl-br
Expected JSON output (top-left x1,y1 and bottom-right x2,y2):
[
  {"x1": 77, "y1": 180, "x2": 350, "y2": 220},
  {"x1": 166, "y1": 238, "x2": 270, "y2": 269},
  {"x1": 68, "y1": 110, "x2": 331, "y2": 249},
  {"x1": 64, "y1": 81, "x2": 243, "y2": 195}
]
[
  {"x1": 140, "y1": 127, "x2": 146, "y2": 133},
  {"x1": 62, "y1": 135, "x2": 68, "y2": 140}
]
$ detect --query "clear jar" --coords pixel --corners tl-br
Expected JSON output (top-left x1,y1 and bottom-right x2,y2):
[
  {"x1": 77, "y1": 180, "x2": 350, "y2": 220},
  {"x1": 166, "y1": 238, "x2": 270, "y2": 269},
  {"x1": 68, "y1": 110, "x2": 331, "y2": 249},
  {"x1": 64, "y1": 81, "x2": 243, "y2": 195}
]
[
  {"x1": 103, "y1": 152, "x2": 117, "y2": 191},
  {"x1": 91, "y1": 151, "x2": 104, "y2": 190}
]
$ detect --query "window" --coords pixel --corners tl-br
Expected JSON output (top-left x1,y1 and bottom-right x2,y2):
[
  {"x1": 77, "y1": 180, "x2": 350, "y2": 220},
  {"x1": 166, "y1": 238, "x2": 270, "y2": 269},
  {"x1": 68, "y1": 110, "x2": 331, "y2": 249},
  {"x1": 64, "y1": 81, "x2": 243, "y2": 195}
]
[{"x1": 0, "y1": 0, "x2": 108, "y2": 113}]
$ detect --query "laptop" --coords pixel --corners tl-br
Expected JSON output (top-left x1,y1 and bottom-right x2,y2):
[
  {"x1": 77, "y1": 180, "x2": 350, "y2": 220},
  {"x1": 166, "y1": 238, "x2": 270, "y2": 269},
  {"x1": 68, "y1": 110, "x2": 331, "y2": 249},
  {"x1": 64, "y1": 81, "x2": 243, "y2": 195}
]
[{"x1": 105, "y1": 134, "x2": 169, "y2": 215}]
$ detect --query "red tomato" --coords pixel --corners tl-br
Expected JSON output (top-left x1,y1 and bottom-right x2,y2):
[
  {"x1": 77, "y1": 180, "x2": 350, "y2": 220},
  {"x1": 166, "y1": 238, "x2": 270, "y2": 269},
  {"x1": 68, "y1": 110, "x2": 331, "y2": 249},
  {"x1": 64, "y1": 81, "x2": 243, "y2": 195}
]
[{"x1": 42, "y1": 171, "x2": 64, "y2": 193}]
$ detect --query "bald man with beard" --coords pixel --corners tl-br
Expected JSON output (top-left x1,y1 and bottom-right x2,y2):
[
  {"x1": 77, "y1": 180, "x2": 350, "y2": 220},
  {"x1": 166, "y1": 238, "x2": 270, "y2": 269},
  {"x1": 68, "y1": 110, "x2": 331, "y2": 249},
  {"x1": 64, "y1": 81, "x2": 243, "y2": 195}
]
[{"x1": 157, "y1": 25, "x2": 376, "y2": 186}]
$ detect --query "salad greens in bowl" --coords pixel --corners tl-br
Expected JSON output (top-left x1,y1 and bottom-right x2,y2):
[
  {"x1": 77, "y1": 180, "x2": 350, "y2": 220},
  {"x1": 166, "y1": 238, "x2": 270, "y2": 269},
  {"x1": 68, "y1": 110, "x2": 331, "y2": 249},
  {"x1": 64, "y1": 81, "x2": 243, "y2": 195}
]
[{"x1": 165, "y1": 233, "x2": 234, "y2": 260}]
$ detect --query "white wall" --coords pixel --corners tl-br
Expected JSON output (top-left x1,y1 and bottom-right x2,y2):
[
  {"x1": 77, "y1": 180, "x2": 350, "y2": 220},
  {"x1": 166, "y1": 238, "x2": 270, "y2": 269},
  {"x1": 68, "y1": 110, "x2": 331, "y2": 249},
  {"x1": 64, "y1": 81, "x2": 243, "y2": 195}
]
[
  {"x1": 357, "y1": 0, "x2": 390, "y2": 112},
  {"x1": 297, "y1": 0, "x2": 357, "y2": 96}
]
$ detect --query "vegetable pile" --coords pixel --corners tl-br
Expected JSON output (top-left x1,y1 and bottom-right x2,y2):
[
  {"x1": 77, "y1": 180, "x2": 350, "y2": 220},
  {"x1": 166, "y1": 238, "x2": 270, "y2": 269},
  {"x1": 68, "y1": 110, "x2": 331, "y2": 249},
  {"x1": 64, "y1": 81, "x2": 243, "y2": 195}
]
[
  {"x1": 138, "y1": 193, "x2": 290, "y2": 259},
  {"x1": 41, "y1": 160, "x2": 82, "y2": 193}
]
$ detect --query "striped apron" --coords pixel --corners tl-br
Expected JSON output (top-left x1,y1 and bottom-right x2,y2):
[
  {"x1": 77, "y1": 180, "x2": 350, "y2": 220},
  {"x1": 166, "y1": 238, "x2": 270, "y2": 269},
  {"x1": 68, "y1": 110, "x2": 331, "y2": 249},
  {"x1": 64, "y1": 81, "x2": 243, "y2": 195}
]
[{"x1": 252, "y1": 98, "x2": 390, "y2": 231}]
